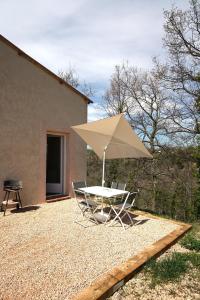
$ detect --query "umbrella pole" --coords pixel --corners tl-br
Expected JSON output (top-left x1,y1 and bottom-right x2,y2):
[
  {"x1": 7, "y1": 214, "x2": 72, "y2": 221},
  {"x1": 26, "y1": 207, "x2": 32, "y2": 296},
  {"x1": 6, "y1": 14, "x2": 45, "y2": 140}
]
[{"x1": 102, "y1": 147, "x2": 107, "y2": 187}]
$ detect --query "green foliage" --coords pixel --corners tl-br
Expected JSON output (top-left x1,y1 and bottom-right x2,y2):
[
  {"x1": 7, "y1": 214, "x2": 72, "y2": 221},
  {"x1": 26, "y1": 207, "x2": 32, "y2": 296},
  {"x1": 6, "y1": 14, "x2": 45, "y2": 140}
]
[
  {"x1": 186, "y1": 252, "x2": 200, "y2": 268},
  {"x1": 180, "y1": 234, "x2": 200, "y2": 252},
  {"x1": 145, "y1": 252, "x2": 200, "y2": 286},
  {"x1": 87, "y1": 146, "x2": 200, "y2": 222},
  {"x1": 192, "y1": 222, "x2": 200, "y2": 238}
]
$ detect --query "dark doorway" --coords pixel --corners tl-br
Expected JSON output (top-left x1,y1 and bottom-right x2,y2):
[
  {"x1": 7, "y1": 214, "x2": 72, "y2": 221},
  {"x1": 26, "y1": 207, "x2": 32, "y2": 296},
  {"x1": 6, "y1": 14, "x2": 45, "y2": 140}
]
[{"x1": 46, "y1": 135, "x2": 63, "y2": 196}]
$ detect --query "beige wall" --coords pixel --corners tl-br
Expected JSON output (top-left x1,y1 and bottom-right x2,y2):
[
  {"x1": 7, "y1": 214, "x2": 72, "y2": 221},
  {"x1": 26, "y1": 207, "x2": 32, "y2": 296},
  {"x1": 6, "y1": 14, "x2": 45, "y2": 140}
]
[{"x1": 0, "y1": 40, "x2": 88, "y2": 206}]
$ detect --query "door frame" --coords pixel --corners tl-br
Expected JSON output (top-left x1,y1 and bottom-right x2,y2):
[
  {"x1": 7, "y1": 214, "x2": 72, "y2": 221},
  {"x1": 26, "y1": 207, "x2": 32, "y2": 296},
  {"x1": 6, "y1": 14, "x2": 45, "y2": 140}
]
[{"x1": 46, "y1": 133, "x2": 66, "y2": 196}]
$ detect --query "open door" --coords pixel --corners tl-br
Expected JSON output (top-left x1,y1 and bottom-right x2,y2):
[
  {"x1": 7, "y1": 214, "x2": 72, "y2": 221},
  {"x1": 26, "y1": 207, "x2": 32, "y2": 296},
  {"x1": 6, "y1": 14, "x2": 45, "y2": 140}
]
[{"x1": 46, "y1": 134, "x2": 64, "y2": 196}]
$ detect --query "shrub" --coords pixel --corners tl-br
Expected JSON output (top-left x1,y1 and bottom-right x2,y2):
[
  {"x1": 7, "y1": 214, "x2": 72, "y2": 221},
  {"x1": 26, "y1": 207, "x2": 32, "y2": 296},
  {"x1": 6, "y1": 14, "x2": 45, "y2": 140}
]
[
  {"x1": 180, "y1": 234, "x2": 200, "y2": 252},
  {"x1": 186, "y1": 252, "x2": 200, "y2": 267},
  {"x1": 145, "y1": 252, "x2": 200, "y2": 286}
]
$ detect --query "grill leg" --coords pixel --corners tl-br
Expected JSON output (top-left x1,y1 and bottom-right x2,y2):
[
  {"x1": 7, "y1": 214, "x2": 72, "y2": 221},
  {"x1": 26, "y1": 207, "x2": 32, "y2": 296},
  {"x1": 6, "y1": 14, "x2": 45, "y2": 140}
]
[
  {"x1": 17, "y1": 191, "x2": 22, "y2": 208},
  {"x1": 15, "y1": 191, "x2": 19, "y2": 210},
  {"x1": 1, "y1": 191, "x2": 7, "y2": 212},
  {"x1": 3, "y1": 191, "x2": 10, "y2": 216}
]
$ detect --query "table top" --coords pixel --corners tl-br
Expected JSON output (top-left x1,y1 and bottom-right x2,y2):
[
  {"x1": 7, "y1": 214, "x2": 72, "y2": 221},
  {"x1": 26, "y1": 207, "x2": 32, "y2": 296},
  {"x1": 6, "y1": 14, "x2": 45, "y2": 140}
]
[{"x1": 79, "y1": 186, "x2": 128, "y2": 198}]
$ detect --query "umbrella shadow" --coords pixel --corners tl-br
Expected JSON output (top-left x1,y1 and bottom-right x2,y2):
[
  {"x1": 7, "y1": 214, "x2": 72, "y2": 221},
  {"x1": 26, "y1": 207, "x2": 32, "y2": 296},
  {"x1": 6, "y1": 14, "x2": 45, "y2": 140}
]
[
  {"x1": 112, "y1": 214, "x2": 149, "y2": 226},
  {"x1": 103, "y1": 207, "x2": 150, "y2": 226}
]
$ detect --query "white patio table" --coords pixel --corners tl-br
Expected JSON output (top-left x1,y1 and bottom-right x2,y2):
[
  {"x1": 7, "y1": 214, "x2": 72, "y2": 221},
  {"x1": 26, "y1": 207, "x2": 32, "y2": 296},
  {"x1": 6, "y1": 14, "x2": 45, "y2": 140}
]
[
  {"x1": 79, "y1": 186, "x2": 128, "y2": 198},
  {"x1": 79, "y1": 186, "x2": 128, "y2": 223}
]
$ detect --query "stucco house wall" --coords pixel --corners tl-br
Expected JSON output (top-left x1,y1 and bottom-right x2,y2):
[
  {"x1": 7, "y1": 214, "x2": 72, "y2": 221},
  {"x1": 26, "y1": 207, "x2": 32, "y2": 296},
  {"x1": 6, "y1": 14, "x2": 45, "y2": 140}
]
[{"x1": 0, "y1": 35, "x2": 90, "y2": 206}]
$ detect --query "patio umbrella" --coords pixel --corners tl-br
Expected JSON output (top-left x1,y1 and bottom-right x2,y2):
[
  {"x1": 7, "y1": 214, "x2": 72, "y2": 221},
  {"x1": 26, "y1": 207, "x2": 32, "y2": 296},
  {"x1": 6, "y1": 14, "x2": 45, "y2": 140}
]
[{"x1": 71, "y1": 114, "x2": 152, "y2": 186}]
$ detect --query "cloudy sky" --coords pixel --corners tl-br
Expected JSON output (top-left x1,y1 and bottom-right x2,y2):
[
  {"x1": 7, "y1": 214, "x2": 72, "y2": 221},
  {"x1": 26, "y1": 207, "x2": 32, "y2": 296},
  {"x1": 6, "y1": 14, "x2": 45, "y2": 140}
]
[{"x1": 0, "y1": 0, "x2": 188, "y2": 120}]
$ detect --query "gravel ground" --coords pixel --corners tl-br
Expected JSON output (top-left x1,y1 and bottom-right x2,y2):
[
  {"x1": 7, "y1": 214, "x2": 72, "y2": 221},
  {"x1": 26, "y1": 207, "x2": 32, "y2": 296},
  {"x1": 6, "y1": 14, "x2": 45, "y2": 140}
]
[
  {"x1": 109, "y1": 244, "x2": 200, "y2": 300},
  {"x1": 0, "y1": 199, "x2": 179, "y2": 300}
]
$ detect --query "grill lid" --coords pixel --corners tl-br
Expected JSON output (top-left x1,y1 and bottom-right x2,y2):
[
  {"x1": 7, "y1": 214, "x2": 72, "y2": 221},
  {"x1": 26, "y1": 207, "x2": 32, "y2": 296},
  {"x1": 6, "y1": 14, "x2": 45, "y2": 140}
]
[{"x1": 4, "y1": 180, "x2": 23, "y2": 189}]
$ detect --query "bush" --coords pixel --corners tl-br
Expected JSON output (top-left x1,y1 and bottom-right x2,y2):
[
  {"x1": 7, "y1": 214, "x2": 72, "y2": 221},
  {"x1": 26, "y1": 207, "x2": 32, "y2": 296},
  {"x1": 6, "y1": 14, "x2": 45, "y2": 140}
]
[
  {"x1": 145, "y1": 252, "x2": 200, "y2": 286},
  {"x1": 180, "y1": 234, "x2": 200, "y2": 252},
  {"x1": 87, "y1": 148, "x2": 200, "y2": 222},
  {"x1": 186, "y1": 252, "x2": 200, "y2": 267}
]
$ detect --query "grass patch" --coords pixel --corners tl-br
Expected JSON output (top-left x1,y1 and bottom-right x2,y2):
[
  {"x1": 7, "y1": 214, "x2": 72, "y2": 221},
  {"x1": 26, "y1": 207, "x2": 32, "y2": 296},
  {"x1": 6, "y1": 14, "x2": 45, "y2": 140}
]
[
  {"x1": 191, "y1": 222, "x2": 200, "y2": 238},
  {"x1": 145, "y1": 252, "x2": 200, "y2": 286},
  {"x1": 179, "y1": 222, "x2": 200, "y2": 251},
  {"x1": 180, "y1": 234, "x2": 200, "y2": 251},
  {"x1": 180, "y1": 234, "x2": 200, "y2": 252},
  {"x1": 186, "y1": 252, "x2": 200, "y2": 267}
]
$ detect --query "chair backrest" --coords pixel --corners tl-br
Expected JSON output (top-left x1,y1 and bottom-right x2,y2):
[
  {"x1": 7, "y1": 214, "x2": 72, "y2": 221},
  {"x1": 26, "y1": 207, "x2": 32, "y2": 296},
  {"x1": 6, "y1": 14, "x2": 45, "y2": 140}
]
[
  {"x1": 122, "y1": 190, "x2": 139, "y2": 209},
  {"x1": 117, "y1": 182, "x2": 126, "y2": 190},
  {"x1": 72, "y1": 181, "x2": 86, "y2": 190},
  {"x1": 111, "y1": 182, "x2": 118, "y2": 189}
]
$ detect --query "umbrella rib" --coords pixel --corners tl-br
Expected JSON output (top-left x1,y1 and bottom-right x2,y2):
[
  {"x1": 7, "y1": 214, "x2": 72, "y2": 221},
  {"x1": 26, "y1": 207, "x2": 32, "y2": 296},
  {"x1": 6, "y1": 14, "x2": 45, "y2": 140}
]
[
  {"x1": 73, "y1": 128, "x2": 112, "y2": 139},
  {"x1": 108, "y1": 137, "x2": 152, "y2": 157},
  {"x1": 106, "y1": 114, "x2": 123, "y2": 150}
]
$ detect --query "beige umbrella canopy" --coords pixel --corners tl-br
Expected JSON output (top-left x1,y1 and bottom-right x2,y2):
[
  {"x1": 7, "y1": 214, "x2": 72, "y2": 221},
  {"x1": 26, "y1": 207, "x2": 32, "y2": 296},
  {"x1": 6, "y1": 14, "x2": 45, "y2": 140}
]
[{"x1": 71, "y1": 114, "x2": 152, "y2": 186}]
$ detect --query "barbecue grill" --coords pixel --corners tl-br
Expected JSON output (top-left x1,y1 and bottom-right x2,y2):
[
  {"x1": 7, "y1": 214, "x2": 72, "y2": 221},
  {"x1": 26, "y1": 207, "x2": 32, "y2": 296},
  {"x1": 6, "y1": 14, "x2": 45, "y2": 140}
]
[{"x1": 1, "y1": 180, "x2": 23, "y2": 215}]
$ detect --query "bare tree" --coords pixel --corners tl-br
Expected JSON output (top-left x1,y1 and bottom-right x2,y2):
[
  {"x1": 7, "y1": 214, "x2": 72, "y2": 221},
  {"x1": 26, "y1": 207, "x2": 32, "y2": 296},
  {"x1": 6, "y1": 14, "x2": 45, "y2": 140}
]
[
  {"x1": 103, "y1": 64, "x2": 129, "y2": 116},
  {"x1": 161, "y1": 0, "x2": 200, "y2": 135},
  {"x1": 58, "y1": 68, "x2": 79, "y2": 89},
  {"x1": 102, "y1": 63, "x2": 169, "y2": 152},
  {"x1": 99, "y1": 1, "x2": 200, "y2": 220},
  {"x1": 58, "y1": 67, "x2": 94, "y2": 98}
]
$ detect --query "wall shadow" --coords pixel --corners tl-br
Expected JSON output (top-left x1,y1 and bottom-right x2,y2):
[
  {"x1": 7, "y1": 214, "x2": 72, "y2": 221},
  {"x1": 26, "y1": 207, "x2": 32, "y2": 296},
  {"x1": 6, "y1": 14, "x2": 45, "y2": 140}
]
[{"x1": 11, "y1": 206, "x2": 40, "y2": 213}]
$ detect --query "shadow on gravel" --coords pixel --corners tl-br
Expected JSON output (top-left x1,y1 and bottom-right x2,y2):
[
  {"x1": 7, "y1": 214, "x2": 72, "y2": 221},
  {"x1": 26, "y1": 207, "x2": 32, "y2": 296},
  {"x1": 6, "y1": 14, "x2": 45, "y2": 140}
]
[
  {"x1": 102, "y1": 207, "x2": 150, "y2": 226},
  {"x1": 118, "y1": 216, "x2": 150, "y2": 226},
  {"x1": 11, "y1": 206, "x2": 40, "y2": 213}
]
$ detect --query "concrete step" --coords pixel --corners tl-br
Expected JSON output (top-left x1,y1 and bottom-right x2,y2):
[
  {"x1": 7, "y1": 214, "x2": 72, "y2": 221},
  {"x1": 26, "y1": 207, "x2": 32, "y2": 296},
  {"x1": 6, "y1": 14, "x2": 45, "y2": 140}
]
[{"x1": 46, "y1": 195, "x2": 70, "y2": 203}]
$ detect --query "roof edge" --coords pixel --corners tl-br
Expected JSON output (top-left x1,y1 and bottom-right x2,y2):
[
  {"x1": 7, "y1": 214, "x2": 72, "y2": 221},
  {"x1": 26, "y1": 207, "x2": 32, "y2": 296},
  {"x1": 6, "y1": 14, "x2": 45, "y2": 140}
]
[{"x1": 0, "y1": 34, "x2": 93, "y2": 104}]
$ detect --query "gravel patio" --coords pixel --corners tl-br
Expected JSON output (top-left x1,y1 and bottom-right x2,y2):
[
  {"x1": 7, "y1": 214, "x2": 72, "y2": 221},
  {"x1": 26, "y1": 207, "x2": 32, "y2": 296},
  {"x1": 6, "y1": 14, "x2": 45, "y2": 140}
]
[{"x1": 0, "y1": 199, "x2": 179, "y2": 300}]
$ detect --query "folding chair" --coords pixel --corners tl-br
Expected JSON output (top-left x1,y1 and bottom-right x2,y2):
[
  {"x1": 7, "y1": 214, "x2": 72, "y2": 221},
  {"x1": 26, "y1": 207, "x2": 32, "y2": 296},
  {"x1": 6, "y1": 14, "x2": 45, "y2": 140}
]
[
  {"x1": 109, "y1": 190, "x2": 139, "y2": 230},
  {"x1": 72, "y1": 181, "x2": 98, "y2": 209},
  {"x1": 72, "y1": 182, "x2": 99, "y2": 227}
]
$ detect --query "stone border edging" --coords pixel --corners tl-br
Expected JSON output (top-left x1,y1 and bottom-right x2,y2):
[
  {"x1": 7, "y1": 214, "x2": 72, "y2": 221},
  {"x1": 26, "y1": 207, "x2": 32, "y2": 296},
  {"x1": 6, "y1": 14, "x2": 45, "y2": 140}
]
[{"x1": 72, "y1": 213, "x2": 192, "y2": 300}]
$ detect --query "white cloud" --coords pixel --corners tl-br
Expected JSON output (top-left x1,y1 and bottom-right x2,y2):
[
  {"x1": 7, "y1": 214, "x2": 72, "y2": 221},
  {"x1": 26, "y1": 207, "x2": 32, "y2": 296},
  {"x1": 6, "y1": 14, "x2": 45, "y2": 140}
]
[
  {"x1": 88, "y1": 102, "x2": 106, "y2": 122},
  {"x1": 0, "y1": 0, "x2": 189, "y2": 103}
]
